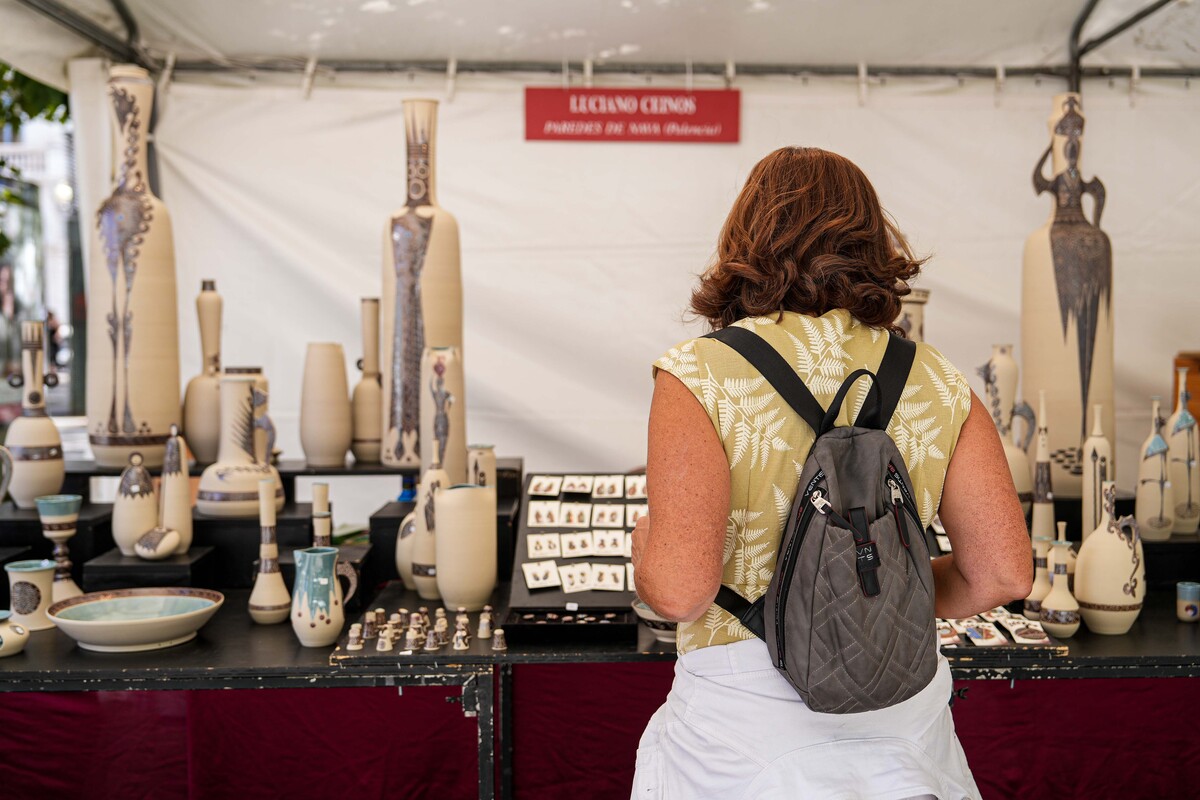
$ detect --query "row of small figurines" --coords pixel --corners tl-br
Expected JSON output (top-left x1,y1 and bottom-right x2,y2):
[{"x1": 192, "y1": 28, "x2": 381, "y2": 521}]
[{"x1": 344, "y1": 605, "x2": 507, "y2": 653}]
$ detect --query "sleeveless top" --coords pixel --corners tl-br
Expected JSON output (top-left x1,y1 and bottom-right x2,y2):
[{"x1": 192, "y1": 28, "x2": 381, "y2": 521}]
[{"x1": 653, "y1": 310, "x2": 973, "y2": 655}]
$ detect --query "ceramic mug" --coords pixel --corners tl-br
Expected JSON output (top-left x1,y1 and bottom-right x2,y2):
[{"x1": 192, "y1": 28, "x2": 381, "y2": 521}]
[{"x1": 5, "y1": 559, "x2": 56, "y2": 631}]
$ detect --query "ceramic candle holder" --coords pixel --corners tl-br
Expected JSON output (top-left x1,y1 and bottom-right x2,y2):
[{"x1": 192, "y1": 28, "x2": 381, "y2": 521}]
[
  {"x1": 34, "y1": 494, "x2": 84, "y2": 602},
  {"x1": 5, "y1": 559, "x2": 57, "y2": 631}
]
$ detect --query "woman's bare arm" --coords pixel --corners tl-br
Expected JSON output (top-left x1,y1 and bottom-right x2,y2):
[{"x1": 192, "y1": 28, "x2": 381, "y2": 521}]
[
  {"x1": 634, "y1": 370, "x2": 730, "y2": 622},
  {"x1": 932, "y1": 389, "x2": 1034, "y2": 618}
]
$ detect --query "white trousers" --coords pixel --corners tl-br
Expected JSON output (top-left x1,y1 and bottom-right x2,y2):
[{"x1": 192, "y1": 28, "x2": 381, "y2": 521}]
[{"x1": 632, "y1": 638, "x2": 981, "y2": 800}]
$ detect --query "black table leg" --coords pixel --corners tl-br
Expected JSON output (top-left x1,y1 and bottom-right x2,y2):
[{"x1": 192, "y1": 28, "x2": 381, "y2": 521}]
[{"x1": 463, "y1": 666, "x2": 496, "y2": 800}]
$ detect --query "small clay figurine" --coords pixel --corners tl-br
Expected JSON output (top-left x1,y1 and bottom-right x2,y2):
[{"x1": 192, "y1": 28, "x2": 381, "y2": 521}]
[
  {"x1": 491, "y1": 628, "x2": 508, "y2": 651},
  {"x1": 374, "y1": 608, "x2": 387, "y2": 629},
  {"x1": 456, "y1": 607, "x2": 469, "y2": 628},
  {"x1": 419, "y1": 606, "x2": 432, "y2": 631},
  {"x1": 389, "y1": 612, "x2": 402, "y2": 627},
  {"x1": 376, "y1": 628, "x2": 394, "y2": 652},
  {"x1": 452, "y1": 628, "x2": 470, "y2": 650},
  {"x1": 408, "y1": 612, "x2": 425, "y2": 646},
  {"x1": 423, "y1": 629, "x2": 440, "y2": 651},
  {"x1": 346, "y1": 624, "x2": 364, "y2": 651},
  {"x1": 404, "y1": 626, "x2": 421, "y2": 651},
  {"x1": 477, "y1": 615, "x2": 492, "y2": 640},
  {"x1": 434, "y1": 616, "x2": 450, "y2": 645},
  {"x1": 363, "y1": 613, "x2": 378, "y2": 640}
]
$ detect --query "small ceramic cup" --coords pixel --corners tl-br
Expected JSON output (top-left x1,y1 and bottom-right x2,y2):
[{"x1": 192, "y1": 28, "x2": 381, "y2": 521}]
[
  {"x1": 35, "y1": 494, "x2": 84, "y2": 602},
  {"x1": 4, "y1": 559, "x2": 57, "y2": 631},
  {"x1": 1178, "y1": 582, "x2": 1200, "y2": 623},
  {"x1": 0, "y1": 610, "x2": 30, "y2": 657}
]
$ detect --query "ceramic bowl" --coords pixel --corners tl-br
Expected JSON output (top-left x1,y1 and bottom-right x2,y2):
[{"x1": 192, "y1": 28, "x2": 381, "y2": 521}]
[
  {"x1": 47, "y1": 588, "x2": 224, "y2": 653},
  {"x1": 632, "y1": 600, "x2": 677, "y2": 644}
]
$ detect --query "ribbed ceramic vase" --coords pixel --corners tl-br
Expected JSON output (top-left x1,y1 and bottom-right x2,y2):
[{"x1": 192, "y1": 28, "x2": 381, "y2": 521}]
[
  {"x1": 1167, "y1": 367, "x2": 1200, "y2": 534},
  {"x1": 351, "y1": 298, "x2": 383, "y2": 464},
  {"x1": 978, "y1": 344, "x2": 1034, "y2": 513},
  {"x1": 1076, "y1": 481, "x2": 1144, "y2": 635},
  {"x1": 1135, "y1": 397, "x2": 1175, "y2": 542},
  {"x1": 420, "y1": 347, "x2": 467, "y2": 484},
  {"x1": 161, "y1": 425, "x2": 192, "y2": 553},
  {"x1": 394, "y1": 510, "x2": 417, "y2": 589},
  {"x1": 300, "y1": 343, "x2": 352, "y2": 468},
  {"x1": 182, "y1": 280, "x2": 222, "y2": 464},
  {"x1": 112, "y1": 452, "x2": 157, "y2": 556},
  {"x1": 1081, "y1": 404, "x2": 1112, "y2": 541},
  {"x1": 3, "y1": 321, "x2": 63, "y2": 507},
  {"x1": 87, "y1": 64, "x2": 181, "y2": 468},
  {"x1": 1030, "y1": 391, "x2": 1056, "y2": 539},
  {"x1": 1021, "y1": 93, "x2": 1115, "y2": 499},
  {"x1": 412, "y1": 467, "x2": 450, "y2": 600},
  {"x1": 434, "y1": 485, "x2": 497, "y2": 612},
  {"x1": 197, "y1": 376, "x2": 283, "y2": 517},
  {"x1": 468, "y1": 444, "x2": 497, "y2": 489},
  {"x1": 381, "y1": 99, "x2": 463, "y2": 469},
  {"x1": 249, "y1": 479, "x2": 291, "y2": 625}
]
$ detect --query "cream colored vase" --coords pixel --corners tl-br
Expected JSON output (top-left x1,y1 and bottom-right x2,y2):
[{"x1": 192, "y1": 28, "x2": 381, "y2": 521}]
[
  {"x1": 1046, "y1": 521, "x2": 1076, "y2": 590},
  {"x1": 1135, "y1": 397, "x2": 1175, "y2": 542},
  {"x1": 112, "y1": 452, "x2": 158, "y2": 556},
  {"x1": 896, "y1": 288, "x2": 929, "y2": 342},
  {"x1": 412, "y1": 466, "x2": 450, "y2": 600},
  {"x1": 1021, "y1": 93, "x2": 1114, "y2": 499},
  {"x1": 420, "y1": 347, "x2": 467, "y2": 483},
  {"x1": 394, "y1": 509, "x2": 417, "y2": 589},
  {"x1": 161, "y1": 426, "x2": 192, "y2": 554},
  {"x1": 1024, "y1": 537, "x2": 1052, "y2": 620},
  {"x1": 197, "y1": 376, "x2": 283, "y2": 517},
  {"x1": 469, "y1": 444, "x2": 497, "y2": 489},
  {"x1": 1167, "y1": 367, "x2": 1200, "y2": 534},
  {"x1": 1030, "y1": 391, "x2": 1056, "y2": 539},
  {"x1": 1081, "y1": 404, "x2": 1112, "y2": 541},
  {"x1": 978, "y1": 344, "x2": 1035, "y2": 513},
  {"x1": 1040, "y1": 540, "x2": 1081, "y2": 638},
  {"x1": 182, "y1": 280, "x2": 222, "y2": 465},
  {"x1": 249, "y1": 479, "x2": 291, "y2": 625},
  {"x1": 87, "y1": 64, "x2": 181, "y2": 468},
  {"x1": 1076, "y1": 481, "x2": 1144, "y2": 634},
  {"x1": 3, "y1": 321, "x2": 64, "y2": 507},
  {"x1": 435, "y1": 485, "x2": 497, "y2": 612},
  {"x1": 300, "y1": 343, "x2": 352, "y2": 468},
  {"x1": 226, "y1": 367, "x2": 274, "y2": 463},
  {"x1": 352, "y1": 298, "x2": 383, "y2": 464},
  {"x1": 381, "y1": 99, "x2": 463, "y2": 469}
]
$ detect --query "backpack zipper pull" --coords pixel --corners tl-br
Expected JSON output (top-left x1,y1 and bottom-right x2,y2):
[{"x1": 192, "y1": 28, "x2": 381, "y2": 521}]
[
  {"x1": 888, "y1": 478, "x2": 903, "y2": 506},
  {"x1": 810, "y1": 490, "x2": 831, "y2": 515},
  {"x1": 888, "y1": 478, "x2": 912, "y2": 551}
]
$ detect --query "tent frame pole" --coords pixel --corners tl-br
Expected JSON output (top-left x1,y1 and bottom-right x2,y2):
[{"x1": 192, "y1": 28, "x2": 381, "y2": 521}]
[{"x1": 1069, "y1": 0, "x2": 1179, "y2": 92}]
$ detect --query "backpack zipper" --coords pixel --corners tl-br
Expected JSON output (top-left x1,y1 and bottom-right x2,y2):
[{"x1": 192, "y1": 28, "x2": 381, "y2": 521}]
[
  {"x1": 774, "y1": 478, "x2": 823, "y2": 669},
  {"x1": 886, "y1": 463, "x2": 924, "y2": 534}
]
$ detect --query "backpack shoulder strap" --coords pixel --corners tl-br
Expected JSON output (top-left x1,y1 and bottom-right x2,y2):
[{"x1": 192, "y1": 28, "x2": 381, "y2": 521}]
[
  {"x1": 875, "y1": 333, "x2": 918, "y2": 429},
  {"x1": 704, "y1": 326, "x2": 825, "y2": 434},
  {"x1": 714, "y1": 585, "x2": 766, "y2": 640}
]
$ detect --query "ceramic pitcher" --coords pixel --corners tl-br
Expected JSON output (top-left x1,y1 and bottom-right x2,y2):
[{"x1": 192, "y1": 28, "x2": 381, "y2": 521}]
[{"x1": 291, "y1": 547, "x2": 358, "y2": 647}]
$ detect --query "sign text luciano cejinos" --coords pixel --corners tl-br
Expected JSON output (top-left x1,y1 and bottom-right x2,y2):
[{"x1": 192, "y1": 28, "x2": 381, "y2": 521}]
[{"x1": 524, "y1": 88, "x2": 740, "y2": 143}]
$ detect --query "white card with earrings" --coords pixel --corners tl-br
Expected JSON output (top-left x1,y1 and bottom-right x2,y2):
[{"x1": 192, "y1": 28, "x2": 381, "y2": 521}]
[
  {"x1": 591, "y1": 530, "x2": 624, "y2": 555},
  {"x1": 522, "y1": 560, "x2": 562, "y2": 589},
  {"x1": 560, "y1": 503, "x2": 593, "y2": 528},
  {"x1": 625, "y1": 504, "x2": 648, "y2": 529},
  {"x1": 526, "y1": 533, "x2": 562, "y2": 559},
  {"x1": 558, "y1": 562, "x2": 594, "y2": 593},
  {"x1": 560, "y1": 532, "x2": 593, "y2": 558},
  {"x1": 591, "y1": 563, "x2": 626, "y2": 591},
  {"x1": 527, "y1": 501, "x2": 561, "y2": 528},
  {"x1": 625, "y1": 475, "x2": 647, "y2": 500},
  {"x1": 591, "y1": 505, "x2": 624, "y2": 528},
  {"x1": 528, "y1": 476, "x2": 564, "y2": 496}
]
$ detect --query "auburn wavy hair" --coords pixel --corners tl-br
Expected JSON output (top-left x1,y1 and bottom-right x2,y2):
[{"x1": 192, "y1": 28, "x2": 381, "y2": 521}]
[{"x1": 691, "y1": 147, "x2": 925, "y2": 334}]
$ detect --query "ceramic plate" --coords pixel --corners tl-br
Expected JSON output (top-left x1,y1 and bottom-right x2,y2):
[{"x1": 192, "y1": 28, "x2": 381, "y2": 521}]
[{"x1": 47, "y1": 588, "x2": 224, "y2": 653}]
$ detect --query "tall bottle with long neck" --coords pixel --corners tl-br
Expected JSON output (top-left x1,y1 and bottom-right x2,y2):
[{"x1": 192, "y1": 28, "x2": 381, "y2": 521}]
[
  {"x1": 183, "y1": 280, "x2": 222, "y2": 464},
  {"x1": 1136, "y1": 397, "x2": 1176, "y2": 542},
  {"x1": 249, "y1": 478, "x2": 290, "y2": 624},
  {"x1": 1167, "y1": 367, "x2": 1200, "y2": 534},
  {"x1": 1030, "y1": 391, "x2": 1056, "y2": 539},
  {"x1": 1081, "y1": 404, "x2": 1112, "y2": 540}
]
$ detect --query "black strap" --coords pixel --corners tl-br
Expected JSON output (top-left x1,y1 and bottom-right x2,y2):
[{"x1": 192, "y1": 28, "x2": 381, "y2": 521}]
[
  {"x1": 875, "y1": 333, "x2": 917, "y2": 429},
  {"x1": 848, "y1": 507, "x2": 881, "y2": 597},
  {"x1": 714, "y1": 585, "x2": 766, "y2": 640},
  {"x1": 820, "y1": 368, "x2": 883, "y2": 434},
  {"x1": 704, "y1": 327, "x2": 825, "y2": 433}
]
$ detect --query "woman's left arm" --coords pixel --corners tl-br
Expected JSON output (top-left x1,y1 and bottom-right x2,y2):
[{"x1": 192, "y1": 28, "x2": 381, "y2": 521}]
[{"x1": 632, "y1": 370, "x2": 730, "y2": 622}]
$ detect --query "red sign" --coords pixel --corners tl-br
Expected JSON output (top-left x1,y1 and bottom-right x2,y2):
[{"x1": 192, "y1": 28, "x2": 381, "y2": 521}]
[{"x1": 525, "y1": 87, "x2": 740, "y2": 143}]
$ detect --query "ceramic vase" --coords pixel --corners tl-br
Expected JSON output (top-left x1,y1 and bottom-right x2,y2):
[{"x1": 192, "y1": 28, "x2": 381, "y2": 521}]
[
  {"x1": 1021, "y1": 92, "x2": 1115, "y2": 499},
  {"x1": 1024, "y1": 537, "x2": 1052, "y2": 620},
  {"x1": 182, "y1": 280, "x2": 222, "y2": 465},
  {"x1": 381, "y1": 99, "x2": 463, "y2": 469},
  {"x1": 112, "y1": 452, "x2": 158, "y2": 556},
  {"x1": 0, "y1": 611, "x2": 30, "y2": 657},
  {"x1": 977, "y1": 344, "x2": 1035, "y2": 513},
  {"x1": 1081, "y1": 403, "x2": 1112, "y2": 541},
  {"x1": 420, "y1": 347, "x2": 467, "y2": 483},
  {"x1": 1046, "y1": 521, "x2": 1076, "y2": 591},
  {"x1": 412, "y1": 466, "x2": 450, "y2": 600},
  {"x1": 1030, "y1": 391, "x2": 1056, "y2": 539},
  {"x1": 5, "y1": 559, "x2": 56, "y2": 631},
  {"x1": 86, "y1": 64, "x2": 181, "y2": 468},
  {"x1": 3, "y1": 321, "x2": 64, "y2": 508},
  {"x1": 434, "y1": 485, "x2": 497, "y2": 611},
  {"x1": 197, "y1": 376, "x2": 283, "y2": 517},
  {"x1": 300, "y1": 343, "x2": 352, "y2": 468},
  {"x1": 1076, "y1": 481, "x2": 1144, "y2": 635},
  {"x1": 249, "y1": 479, "x2": 291, "y2": 624},
  {"x1": 1167, "y1": 367, "x2": 1200, "y2": 534},
  {"x1": 352, "y1": 298, "x2": 383, "y2": 464},
  {"x1": 311, "y1": 482, "x2": 332, "y2": 547},
  {"x1": 291, "y1": 546, "x2": 357, "y2": 647},
  {"x1": 1135, "y1": 397, "x2": 1175, "y2": 542},
  {"x1": 394, "y1": 510, "x2": 417, "y2": 589},
  {"x1": 1039, "y1": 540, "x2": 1081, "y2": 637},
  {"x1": 226, "y1": 367, "x2": 274, "y2": 463},
  {"x1": 468, "y1": 444, "x2": 497, "y2": 489},
  {"x1": 34, "y1": 494, "x2": 83, "y2": 602},
  {"x1": 897, "y1": 288, "x2": 929, "y2": 342},
  {"x1": 161, "y1": 425, "x2": 192, "y2": 553}
]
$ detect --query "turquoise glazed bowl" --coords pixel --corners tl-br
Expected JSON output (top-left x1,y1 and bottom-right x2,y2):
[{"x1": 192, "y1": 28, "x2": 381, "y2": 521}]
[{"x1": 47, "y1": 588, "x2": 224, "y2": 652}]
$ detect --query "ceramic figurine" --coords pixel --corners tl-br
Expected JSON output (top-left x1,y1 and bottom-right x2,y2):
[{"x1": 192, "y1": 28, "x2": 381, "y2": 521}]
[
  {"x1": 896, "y1": 288, "x2": 929, "y2": 342},
  {"x1": 376, "y1": 628, "x2": 394, "y2": 652},
  {"x1": 1076, "y1": 482, "x2": 1145, "y2": 635},
  {"x1": 352, "y1": 298, "x2": 383, "y2": 464},
  {"x1": 225, "y1": 367, "x2": 274, "y2": 463},
  {"x1": 312, "y1": 482, "x2": 332, "y2": 547},
  {"x1": 419, "y1": 347, "x2": 467, "y2": 483},
  {"x1": 412, "y1": 467, "x2": 450, "y2": 600},
  {"x1": 87, "y1": 64, "x2": 181, "y2": 468},
  {"x1": 1021, "y1": 92, "x2": 1114, "y2": 499},
  {"x1": 1081, "y1": 404, "x2": 1112, "y2": 540},
  {"x1": 34, "y1": 494, "x2": 83, "y2": 602},
  {"x1": 381, "y1": 98, "x2": 463, "y2": 470},
  {"x1": 112, "y1": 452, "x2": 158, "y2": 556},
  {"x1": 1135, "y1": 397, "x2": 1175, "y2": 542},
  {"x1": 160, "y1": 425, "x2": 192, "y2": 553},
  {"x1": 1039, "y1": 539, "x2": 1081, "y2": 637},
  {"x1": 346, "y1": 624, "x2": 364, "y2": 651},
  {"x1": 452, "y1": 627, "x2": 469, "y2": 651},
  {"x1": 418, "y1": 607, "x2": 432, "y2": 632},
  {"x1": 433, "y1": 615, "x2": 449, "y2": 646},
  {"x1": 4, "y1": 559, "x2": 56, "y2": 631},
  {"x1": 477, "y1": 614, "x2": 492, "y2": 640},
  {"x1": 404, "y1": 625, "x2": 421, "y2": 651},
  {"x1": 491, "y1": 628, "x2": 507, "y2": 651},
  {"x1": 0, "y1": 610, "x2": 30, "y2": 657},
  {"x1": 1167, "y1": 367, "x2": 1200, "y2": 534},
  {"x1": 3, "y1": 322, "x2": 64, "y2": 507},
  {"x1": 1030, "y1": 391, "x2": 1055, "y2": 539},
  {"x1": 423, "y1": 629, "x2": 440, "y2": 651},
  {"x1": 977, "y1": 344, "x2": 1035, "y2": 513},
  {"x1": 435, "y1": 485, "x2": 497, "y2": 611},
  {"x1": 468, "y1": 444, "x2": 497, "y2": 489},
  {"x1": 362, "y1": 612, "x2": 377, "y2": 640},
  {"x1": 455, "y1": 607, "x2": 469, "y2": 629},
  {"x1": 197, "y1": 376, "x2": 283, "y2": 517},
  {"x1": 1024, "y1": 537, "x2": 1053, "y2": 620},
  {"x1": 290, "y1": 546, "x2": 358, "y2": 647},
  {"x1": 394, "y1": 510, "x2": 417, "y2": 589},
  {"x1": 249, "y1": 479, "x2": 291, "y2": 624},
  {"x1": 1046, "y1": 521, "x2": 1076, "y2": 591},
  {"x1": 182, "y1": 280, "x2": 223, "y2": 465},
  {"x1": 300, "y1": 343, "x2": 353, "y2": 468},
  {"x1": 389, "y1": 612, "x2": 402, "y2": 628}
]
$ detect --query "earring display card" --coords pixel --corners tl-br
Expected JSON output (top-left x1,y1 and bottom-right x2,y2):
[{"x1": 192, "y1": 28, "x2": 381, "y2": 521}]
[
  {"x1": 591, "y1": 475, "x2": 625, "y2": 499},
  {"x1": 528, "y1": 476, "x2": 564, "y2": 496},
  {"x1": 561, "y1": 475, "x2": 595, "y2": 494},
  {"x1": 560, "y1": 503, "x2": 593, "y2": 528},
  {"x1": 560, "y1": 532, "x2": 593, "y2": 558},
  {"x1": 625, "y1": 475, "x2": 647, "y2": 500},
  {"x1": 591, "y1": 505, "x2": 624, "y2": 528},
  {"x1": 526, "y1": 533, "x2": 562, "y2": 559}
]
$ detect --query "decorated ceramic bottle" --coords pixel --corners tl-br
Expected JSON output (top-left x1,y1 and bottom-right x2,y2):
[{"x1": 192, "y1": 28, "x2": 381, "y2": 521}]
[
  {"x1": 226, "y1": 367, "x2": 273, "y2": 463},
  {"x1": 197, "y1": 376, "x2": 283, "y2": 517},
  {"x1": 160, "y1": 425, "x2": 192, "y2": 553},
  {"x1": 468, "y1": 444, "x2": 497, "y2": 489},
  {"x1": 1167, "y1": 367, "x2": 1200, "y2": 534},
  {"x1": 87, "y1": 64, "x2": 181, "y2": 468},
  {"x1": 977, "y1": 344, "x2": 1035, "y2": 513},
  {"x1": 3, "y1": 321, "x2": 64, "y2": 507},
  {"x1": 1040, "y1": 540, "x2": 1081, "y2": 638},
  {"x1": 182, "y1": 280, "x2": 222, "y2": 464},
  {"x1": 419, "y1": 347, "x2": 467, "y2": 483},
  {"x1": 381, "y1": 99, "x2": 463, "y2": 469},
  {"x1": 1046, "y1": 521, "x2": 1076, "y2": 591},
  {"x1": 1080, "y1": 404, "x2": 1112, "y2": 541},
  {"x1": 1030, "y1": 391, "x2": 1056, "y2": 539},
  {"x1": 1021, "y1": 92, "x2": 1115, "y2": 499},
  {"x1": 112, "y1": 452, "x2": 158, "y2": 556},
  {"x1": 351, "y1": 298, "x2": 383, "y2": 464},
  {"x1": 249, "y1": 479, "x2": 291, "y2": 625},
  {"x1": 1024, "y1": 537, "x2": 1053, "y2": 620},
  {"x1": 1135, "y1": 397, "x2": 1175, "y2": 542},
  {"x1": 1076, "y1": 481, "x2": 1144, "y2": 635},
  {"x1": 412, "y1": 466, "x2": 451, "y2": 600}
]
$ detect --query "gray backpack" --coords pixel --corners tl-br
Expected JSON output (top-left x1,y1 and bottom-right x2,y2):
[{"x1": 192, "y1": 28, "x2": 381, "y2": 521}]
[{"x1": 706, "y1": 326, "x2": 937, "y2": 714}]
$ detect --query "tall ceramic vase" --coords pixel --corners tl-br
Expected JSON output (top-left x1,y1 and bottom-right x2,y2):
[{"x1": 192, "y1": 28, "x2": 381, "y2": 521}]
[
  {"x1": 1030, "y1": 391, "x2": 1056, "y2": 539},
  {"x1": 896, "y1": 288, "x2": 929, "y2": 342},
  {"x1": 3, "y1": 322, "x2": 64, "y2": 507},
  {"x1": 1167, "y1": 367, "x2": 1200, "y2": 534},
  {"x1": 161, "y1": 425, "x2": 192, "y2": 553},
  {"x1": 412, "y1": 466, "x2": 450, "y2": 600},
  {"x1": 381, "y1": 99, "x2": 463, "y2": 469},
  {"x1": 1076, "y1": 481, "x2": 1144, "y2": 635},
  {"x1": 1135, "y1": 397, "x2": 1175, "y2": 542},
  {"x1": 249, "y1": 479, "x2": 291, "y2": 625},
  {"x1": 420, "y1": 347, "x2": 467, "y2": 483},
  {"x1": 1040, "y1": 540, "x2": 1081, "y2": 638},
  {"x1": 300, "y1": 343, "x2": 352, "y2": 468},
  {"x1": 291, "y1": 546, "x2": 357, "y2": 647},
  {"x1": 87, "y1": 64, "x2": 181, "y2": 468},
  {"x1": 1081, "y1": 404, "x2": 1112, "y2": 541},
  {"x1": 435, "y1": 485, "x2": 497, "y2": 611},
  {"x1": 197, "y1": 376, "x2": 283, "y2": 517},
  {"x1": 977, "y1": 344, "x2": 1035, "y2": 513},
  {"x1": 351, "y1": 298, "x2": 383, "y2": 464},
  {"x1": 469, "y1": 444, "x2": 497, "y2": 489},
  {"x1": 1021, "y1": 93, "x2": 1115, "y2": 499},
  {"x1": 182, "y1": 280, "x2": 222, "y2": 464}
]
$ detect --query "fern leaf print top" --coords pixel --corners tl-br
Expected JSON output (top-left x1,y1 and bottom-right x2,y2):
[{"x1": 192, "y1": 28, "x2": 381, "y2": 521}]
[{"x1": 653, "y1": 310, "x2": 973, "y2": 655}]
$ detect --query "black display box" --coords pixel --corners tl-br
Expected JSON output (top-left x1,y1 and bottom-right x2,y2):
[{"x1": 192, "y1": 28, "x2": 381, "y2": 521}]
[
  {"x1": 0, "y1": 502, "x2": 115, "y2": 585},
  {"x1": 82, "y1": 546, "x2": 218, "y2": 592},
  {"x1": 193, "y1": 504, "x2": 313, "y2": 588}
]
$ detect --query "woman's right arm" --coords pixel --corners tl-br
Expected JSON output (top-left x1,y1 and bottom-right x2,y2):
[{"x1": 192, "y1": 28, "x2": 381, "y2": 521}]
[{"x1": 932, "y1": 389, "x2": 1034, "y2": 619}]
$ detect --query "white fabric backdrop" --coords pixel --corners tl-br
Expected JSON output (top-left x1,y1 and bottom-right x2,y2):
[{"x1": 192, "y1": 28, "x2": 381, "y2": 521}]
[{"x1": 73, "y1": 67, "x2": 1200, "y2": 490}]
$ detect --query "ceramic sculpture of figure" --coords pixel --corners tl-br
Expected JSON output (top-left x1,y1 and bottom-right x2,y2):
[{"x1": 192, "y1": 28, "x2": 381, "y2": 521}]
[
  {"x1": 977, "y1": 344, "x2": 1035, "y2": 513},
  {"x1": 112, "y1": 452, "x2": 158, "y2": 556},
  {"x1": 160, "y1": 425, "x2": 192, "y2": 554},
  {"x1": 3, "y1": 321, "x2": 64, "y2": 507},
  {"x1": 87, "y1": 64, "x2": 181, "y2": 468},
  {"x1": 1021, "y1": 93, "x2": 1114, "y2": 498},
  {"x1": 1081, "y1": 403, "x2": 1112, "y2": 540},
  {"x1": 1167, "y1": 367, "x2": 1200, "y2": 534},
  {"x1": 381, "y1": 99, "x2": 463, "y2": 469},
  {"x1": 1076, "y1": 481, "x2": 1144, "y2": 635},
  {"x1": 1136, "y1": 397, "x2": 1175, "y2": 542},
  {"x1": 351, "y1": 298, "x2": 383, "y2": 464},
  {"x1": 419, "y1": 347, "x2": 466, "y2": 483},
  {"x1": 182, "y1": 280, "x2": 222, "y2": 464},
  {"x1": 1030, "y1": 391, "x2": 1055, "y2": 539}
]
